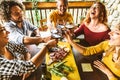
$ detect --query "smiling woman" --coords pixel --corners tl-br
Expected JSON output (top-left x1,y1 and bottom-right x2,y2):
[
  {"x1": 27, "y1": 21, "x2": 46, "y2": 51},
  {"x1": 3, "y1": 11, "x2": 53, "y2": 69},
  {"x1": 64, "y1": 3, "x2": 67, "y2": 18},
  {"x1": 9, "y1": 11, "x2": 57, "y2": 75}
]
[
  {"x1": 0, "y1": 24, "x2": 10, "y2": 44},
  {"x1": 65, "y1": 22, "x2": 120, "y2": 80},
  {"x1": 0, "y1": 23, "x2": 57, "y2": 80},
  {"x1": 73, "y1": 2, "x2": 110, "y2": 46}
]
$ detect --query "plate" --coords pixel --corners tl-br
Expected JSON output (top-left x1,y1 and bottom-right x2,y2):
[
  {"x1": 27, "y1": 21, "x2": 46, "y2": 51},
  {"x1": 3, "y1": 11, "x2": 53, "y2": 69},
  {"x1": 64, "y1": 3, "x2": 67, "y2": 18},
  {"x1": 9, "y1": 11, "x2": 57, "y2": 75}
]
[
  {"x1": 51, "y1": 33, "x2": 61, "y2": 38},
  {"x1": 65, "y1": 25, "x2": 74, "y2": 29}
]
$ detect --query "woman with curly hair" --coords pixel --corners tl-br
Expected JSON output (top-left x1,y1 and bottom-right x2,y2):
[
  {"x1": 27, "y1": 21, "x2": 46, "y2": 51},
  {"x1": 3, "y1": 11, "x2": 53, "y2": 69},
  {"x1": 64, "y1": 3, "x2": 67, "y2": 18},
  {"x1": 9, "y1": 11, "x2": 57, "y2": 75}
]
[{"x1": 74, "y1": 2, "x2": 110, "y2": 46}]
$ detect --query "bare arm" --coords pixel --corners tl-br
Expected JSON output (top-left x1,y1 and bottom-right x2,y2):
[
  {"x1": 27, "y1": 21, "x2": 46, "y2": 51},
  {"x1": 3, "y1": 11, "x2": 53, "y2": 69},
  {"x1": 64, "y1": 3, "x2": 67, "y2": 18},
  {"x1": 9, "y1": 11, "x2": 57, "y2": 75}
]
[
  {"x1": 65, "y1": 30, "x2": 85, "y2": 54},
  {"x1": 94, "y1": 60, "x2": 117, "y2": 80},
  {"x1": 30, "y1": 39, "x2": 57, "y2": 67},
  {"x1": 23, "y1": 36, "x2": 43, "y2": 45},
  {"x1": 23, "y1": 36, "x2": 52, "y2": 45}
]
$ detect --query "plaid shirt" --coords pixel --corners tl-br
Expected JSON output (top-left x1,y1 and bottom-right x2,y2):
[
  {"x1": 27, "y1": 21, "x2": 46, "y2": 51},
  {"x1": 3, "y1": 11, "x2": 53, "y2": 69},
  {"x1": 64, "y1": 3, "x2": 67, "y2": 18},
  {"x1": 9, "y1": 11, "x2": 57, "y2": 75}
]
[{"x1": 0, "y1": 41, "x2": 36, "y2": 80}]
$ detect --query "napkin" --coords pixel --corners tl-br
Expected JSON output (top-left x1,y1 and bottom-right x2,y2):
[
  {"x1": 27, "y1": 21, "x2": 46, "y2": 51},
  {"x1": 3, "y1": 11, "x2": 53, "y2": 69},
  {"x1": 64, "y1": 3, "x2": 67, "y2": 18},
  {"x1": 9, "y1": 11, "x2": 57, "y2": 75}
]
[{"x1": 81, "y1": 63, "x2": 93, "y2": 72}]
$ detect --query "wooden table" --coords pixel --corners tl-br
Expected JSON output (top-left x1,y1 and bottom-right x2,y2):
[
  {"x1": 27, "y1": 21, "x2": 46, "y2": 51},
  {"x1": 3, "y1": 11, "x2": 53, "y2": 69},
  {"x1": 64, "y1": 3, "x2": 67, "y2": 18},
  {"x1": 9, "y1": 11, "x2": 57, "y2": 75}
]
[
  {"x1": 25, "y1": 40, "x2": 109, "y2": 80},
  {"x1": 72, "y1": 47, "x2": 108, "y2": 80},
  {"x1": 46, "y1": 41, "x2": 81, "y2": 80}
]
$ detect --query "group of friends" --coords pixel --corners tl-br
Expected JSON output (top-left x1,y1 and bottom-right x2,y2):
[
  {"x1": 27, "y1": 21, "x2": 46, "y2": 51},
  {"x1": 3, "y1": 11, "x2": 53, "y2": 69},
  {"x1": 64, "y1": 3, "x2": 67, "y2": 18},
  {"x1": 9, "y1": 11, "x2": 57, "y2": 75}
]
[{"x1": 0, "y1": 0, "x2": 120, "y2": 80}]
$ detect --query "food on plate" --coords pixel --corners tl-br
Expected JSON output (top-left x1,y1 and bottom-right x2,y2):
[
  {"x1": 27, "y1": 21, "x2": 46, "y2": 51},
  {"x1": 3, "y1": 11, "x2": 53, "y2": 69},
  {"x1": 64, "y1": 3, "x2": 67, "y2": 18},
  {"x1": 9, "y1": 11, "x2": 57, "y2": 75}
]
[{"x1": 48, "y1": 47, "x2": 70, "y2": 65}]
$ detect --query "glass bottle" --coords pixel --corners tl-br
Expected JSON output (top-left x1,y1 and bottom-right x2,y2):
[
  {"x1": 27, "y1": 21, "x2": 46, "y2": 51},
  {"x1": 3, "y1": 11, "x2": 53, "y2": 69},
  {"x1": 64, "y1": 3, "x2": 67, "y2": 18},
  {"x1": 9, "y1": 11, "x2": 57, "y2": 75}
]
[{"x1": 40, "y1": 63, "x2": 51, "y2": 80}]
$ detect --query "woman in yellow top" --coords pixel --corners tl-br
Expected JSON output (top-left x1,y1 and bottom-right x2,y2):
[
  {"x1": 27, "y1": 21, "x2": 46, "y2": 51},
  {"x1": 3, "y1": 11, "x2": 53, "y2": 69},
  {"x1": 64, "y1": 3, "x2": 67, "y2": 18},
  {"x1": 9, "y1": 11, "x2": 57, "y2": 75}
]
[
  {"x1": 47, "y1": 0, "x2": 73, "y2": 30},
  {"x1": 65, "y1": 23, "x2": 120, "y2": 80}
]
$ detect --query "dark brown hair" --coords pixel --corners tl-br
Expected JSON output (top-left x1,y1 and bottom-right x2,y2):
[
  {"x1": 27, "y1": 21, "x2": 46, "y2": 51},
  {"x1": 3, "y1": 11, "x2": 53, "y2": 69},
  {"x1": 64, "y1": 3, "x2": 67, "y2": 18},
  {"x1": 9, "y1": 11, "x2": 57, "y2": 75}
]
[{"x1": 0, "y1": 0, "x2": 25, "y2": 22}]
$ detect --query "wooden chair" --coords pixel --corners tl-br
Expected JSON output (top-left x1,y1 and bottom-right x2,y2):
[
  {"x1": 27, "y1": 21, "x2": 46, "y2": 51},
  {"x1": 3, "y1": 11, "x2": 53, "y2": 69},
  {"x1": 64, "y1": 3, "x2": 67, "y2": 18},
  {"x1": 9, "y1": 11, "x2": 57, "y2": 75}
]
[{"x1": 39, "y1": 19, "x2": 47, "y2": 31}]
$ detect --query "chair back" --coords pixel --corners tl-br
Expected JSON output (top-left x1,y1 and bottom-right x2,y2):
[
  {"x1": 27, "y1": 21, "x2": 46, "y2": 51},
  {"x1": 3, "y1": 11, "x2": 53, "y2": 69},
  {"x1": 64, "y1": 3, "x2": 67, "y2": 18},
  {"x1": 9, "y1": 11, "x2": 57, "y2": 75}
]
[{"x1": 39, "y1": 19, "x2": 47, "y2": 31}]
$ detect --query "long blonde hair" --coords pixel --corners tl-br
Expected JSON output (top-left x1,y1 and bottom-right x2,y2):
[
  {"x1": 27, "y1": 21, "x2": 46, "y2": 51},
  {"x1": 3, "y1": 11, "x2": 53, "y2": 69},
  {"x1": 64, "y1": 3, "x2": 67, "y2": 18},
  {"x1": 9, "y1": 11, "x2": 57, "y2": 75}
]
[
  {"x1": 83, "y1": 2, "x2": 108, "y2": 26},
  {"x1": 105, "y1": 23, "x2": 120, "y2": 69}
]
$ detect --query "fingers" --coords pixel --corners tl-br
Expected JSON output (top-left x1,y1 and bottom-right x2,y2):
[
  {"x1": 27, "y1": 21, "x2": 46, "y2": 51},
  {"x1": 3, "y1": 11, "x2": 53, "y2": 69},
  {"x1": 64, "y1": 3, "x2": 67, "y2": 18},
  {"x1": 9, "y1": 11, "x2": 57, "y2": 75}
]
[
  {"x1": 94, "y1": 60, "x2": 104, "y2": 67},
  {"x1": 93, "y1": 60, "x2": 106, "y2": 71}
]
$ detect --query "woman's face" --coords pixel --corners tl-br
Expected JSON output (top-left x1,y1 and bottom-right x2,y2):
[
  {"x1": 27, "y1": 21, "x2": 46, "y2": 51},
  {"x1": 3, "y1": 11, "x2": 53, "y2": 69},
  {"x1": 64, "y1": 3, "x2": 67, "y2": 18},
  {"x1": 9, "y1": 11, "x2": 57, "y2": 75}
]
[
  {"x1": 109, "y1": 28, "x2": 120, "y2": 46},
  {"x1": 57, "y1": 0, "x2": 68, "y2": 15},
  {"x1": 0, "y1": 27, "x2": 10, "y2": 46},
  {"x1": 89, "y1": 3, "x2": 100, "y2": 19}
]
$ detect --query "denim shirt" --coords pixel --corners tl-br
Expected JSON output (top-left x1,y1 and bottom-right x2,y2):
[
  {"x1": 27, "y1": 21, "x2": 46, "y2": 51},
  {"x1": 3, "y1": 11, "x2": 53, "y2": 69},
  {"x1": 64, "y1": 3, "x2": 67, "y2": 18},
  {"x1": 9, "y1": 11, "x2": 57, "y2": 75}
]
[{"x1": 5, "y1": 20, "x2": 37, "y2": 44}]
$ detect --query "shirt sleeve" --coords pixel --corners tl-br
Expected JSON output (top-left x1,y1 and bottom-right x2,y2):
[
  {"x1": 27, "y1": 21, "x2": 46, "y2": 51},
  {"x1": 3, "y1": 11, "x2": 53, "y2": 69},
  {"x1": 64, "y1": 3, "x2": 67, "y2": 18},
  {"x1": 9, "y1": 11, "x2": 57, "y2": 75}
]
[
  {"x1": 83, "y1": 40, "x2": 109, "y2": 56},
  {"x1": 0, "y1": 57, "x2": 36, "y2": 75},
  {"x1": 74, "y1": 24, "x2": 85, "y2": 36},
  {"x1": 67, "y1": 13, "x2": 74, "y2": 24},
  {"x1": 24, "y1": 20, "x2": 37, "y2": 31},
  {"x1": 110, "y1": 77, "x2": 118, "y2": 80},
  {"x1": 7, "y1": 41, "x2": 28, "y2": 54},
  {"x1": 5, "y1": 23, "x2": 25, "y2": 44},
  {"x1": 5, "y1": 20, "x2": 38, "y2": 44}
]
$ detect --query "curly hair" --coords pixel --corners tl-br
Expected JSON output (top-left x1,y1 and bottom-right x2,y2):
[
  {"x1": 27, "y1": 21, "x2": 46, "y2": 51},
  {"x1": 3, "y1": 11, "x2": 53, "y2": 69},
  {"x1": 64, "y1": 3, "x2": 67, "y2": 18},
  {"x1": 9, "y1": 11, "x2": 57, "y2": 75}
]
[
  {"x1": 84, "y1": 2, "x2": 108, "y2": 25},
  {"x1": 0, "y1": 0, "x2": 25, "y2": 22}
]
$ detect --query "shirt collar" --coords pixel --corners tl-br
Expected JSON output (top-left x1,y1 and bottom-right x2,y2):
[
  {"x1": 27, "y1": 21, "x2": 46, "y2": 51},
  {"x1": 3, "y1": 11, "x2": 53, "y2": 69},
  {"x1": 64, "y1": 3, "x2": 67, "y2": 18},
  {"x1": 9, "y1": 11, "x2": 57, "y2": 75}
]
[{"x1": 9, "y1": 20, "x2": 16, "y2": 26}]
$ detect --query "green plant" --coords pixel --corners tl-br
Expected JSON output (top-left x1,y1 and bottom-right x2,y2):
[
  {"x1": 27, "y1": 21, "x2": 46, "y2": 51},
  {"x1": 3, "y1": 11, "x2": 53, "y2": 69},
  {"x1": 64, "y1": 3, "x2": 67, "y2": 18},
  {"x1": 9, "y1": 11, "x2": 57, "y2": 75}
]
[
  {"x1": 25, "y1": 0, "x2": 40, "y2": 27},
  {"x1": 32, "y1": 0, "x2": 40, "y2": 27}
]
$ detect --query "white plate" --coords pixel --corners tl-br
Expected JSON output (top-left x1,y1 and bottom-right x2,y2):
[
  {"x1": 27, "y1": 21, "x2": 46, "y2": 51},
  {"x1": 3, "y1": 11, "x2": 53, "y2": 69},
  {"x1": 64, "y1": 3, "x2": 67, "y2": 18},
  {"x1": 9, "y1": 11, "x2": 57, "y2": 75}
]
[
  {"x1": 52, "y1": 34, "x2": 61, "y2": 38},
  {"x1": 65, "y1": 25, "x2": 74, "y2": 29}
]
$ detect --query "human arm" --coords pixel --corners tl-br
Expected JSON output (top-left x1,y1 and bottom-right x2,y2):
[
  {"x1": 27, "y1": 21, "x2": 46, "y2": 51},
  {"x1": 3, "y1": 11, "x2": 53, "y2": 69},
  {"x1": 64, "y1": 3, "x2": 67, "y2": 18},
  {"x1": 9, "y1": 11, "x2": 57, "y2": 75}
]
[
  {"x1": 23, "y1": 36, "x2": 44, "y2": 45},
  {"x1": 0, "y1": 58, "x2": 36, "y2": 75},
  {"x1": 65, "y1": 30, "x2": 108, "y2": 56},
  {"x1": 31, "y1": 28, "x2": 41, "y2": 37},
  {"x1": 6, "y1": 25, "x2": 51, "y2": 45},
  {"x1": 73, "y1": 24, "x2": 85, "y2": 37},
  {"x1": 94, "y1": 60, "x2": 118, "y2": 80},
  {"x1": 0, "y1": 39, "x2": 57, "y2": 75},
  {"x1": 65, "y1": 30, "x2": 86, "y2": 54},
  {"x1": 30, "y1": 39, "x2": 57, "y2": 67},
  {"x1": 7, "y1": 41, "x2": 31, "y2": 60}
]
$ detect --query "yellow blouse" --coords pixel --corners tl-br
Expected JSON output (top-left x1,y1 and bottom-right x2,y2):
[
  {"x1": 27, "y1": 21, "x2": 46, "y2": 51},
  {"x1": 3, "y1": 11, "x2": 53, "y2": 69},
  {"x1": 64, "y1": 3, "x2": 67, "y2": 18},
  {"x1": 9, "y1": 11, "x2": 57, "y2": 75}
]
[
  {"x1": 48, "y1": 10, "x2": 73, "y2": 28},
  {"x1": 83, "y1": 40, "x2": 120, "y2": 80}
]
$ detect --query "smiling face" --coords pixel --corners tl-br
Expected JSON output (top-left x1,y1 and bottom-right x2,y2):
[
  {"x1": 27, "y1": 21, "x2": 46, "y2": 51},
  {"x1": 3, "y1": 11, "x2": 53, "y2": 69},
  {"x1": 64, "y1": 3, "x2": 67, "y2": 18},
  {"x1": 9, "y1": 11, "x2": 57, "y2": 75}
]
[
  {"x1": 0, "y1": 25, "x2": 10, "y2": 46},
  {"x1": 89, "y1": 3, "x2": 101, "y2": 19},
  {"x1": 10, "y1": 5, "x2": 24, "y2": 23},
  {"x1": 109, "y1": 24, "x2": 120, "y2": 46},
  {"x1": 57, "y1": 0, "x2": 68, "y2": 16}
]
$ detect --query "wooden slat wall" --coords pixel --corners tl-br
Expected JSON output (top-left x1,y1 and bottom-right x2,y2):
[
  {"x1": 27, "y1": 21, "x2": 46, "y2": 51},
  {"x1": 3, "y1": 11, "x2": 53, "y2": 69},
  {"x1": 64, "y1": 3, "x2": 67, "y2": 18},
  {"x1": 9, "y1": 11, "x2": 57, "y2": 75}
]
[{"x1": 23, "y1": 1, "x2": 94, "y2": 27}]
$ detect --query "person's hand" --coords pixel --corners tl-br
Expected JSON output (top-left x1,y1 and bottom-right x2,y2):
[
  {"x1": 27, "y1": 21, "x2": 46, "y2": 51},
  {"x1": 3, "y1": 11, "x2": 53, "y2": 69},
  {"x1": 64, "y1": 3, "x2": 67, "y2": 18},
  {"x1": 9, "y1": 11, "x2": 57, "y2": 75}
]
[
  {"x1": 42, "y1": 36, "x2": 52, "y2": 43},
  {"x1": 46, "y1": 39, "x2": 58, "y2": 48},
  {"x1": 22, "y1": 73, "x2": 31, "y2": 80},
  {"x1": 64, "y1": 30, "x2": 73, "y2": 43},
  {"x1": 93, "y1": 60, "x2": 115, "y2": 79}
]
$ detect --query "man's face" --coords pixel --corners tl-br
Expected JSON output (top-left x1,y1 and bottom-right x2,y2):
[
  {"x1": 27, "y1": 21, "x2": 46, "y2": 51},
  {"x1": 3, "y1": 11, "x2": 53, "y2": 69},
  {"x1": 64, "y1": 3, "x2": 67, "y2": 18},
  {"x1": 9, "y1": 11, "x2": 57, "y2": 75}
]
[
  {"x1": 10, "y1": 5, "x2": 24, "y2": 23},
  {"x1": 57, "y1": 0, "x2": 68, "y2": 15}
]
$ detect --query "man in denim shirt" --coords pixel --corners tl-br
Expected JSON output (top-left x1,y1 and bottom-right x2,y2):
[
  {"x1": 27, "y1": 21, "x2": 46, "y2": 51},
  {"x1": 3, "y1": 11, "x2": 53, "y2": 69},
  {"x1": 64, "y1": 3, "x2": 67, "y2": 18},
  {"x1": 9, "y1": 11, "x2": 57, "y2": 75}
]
[{"x1": 0, "y1": 0, "x2": 51, "y2": 55}]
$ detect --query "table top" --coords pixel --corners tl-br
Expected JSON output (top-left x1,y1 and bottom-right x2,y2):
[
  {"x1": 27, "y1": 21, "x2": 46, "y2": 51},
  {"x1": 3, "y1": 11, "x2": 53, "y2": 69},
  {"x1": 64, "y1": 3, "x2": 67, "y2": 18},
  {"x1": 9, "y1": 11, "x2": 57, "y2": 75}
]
[
  {"x1": 25, "y1": 37, "x2": 109, "y2": 80},
  {"x1": 46, "y1": 41, "x2": 81, "y2": 80}
]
